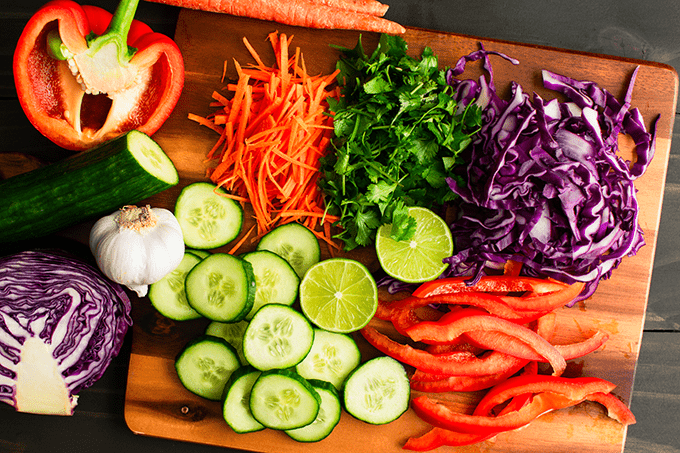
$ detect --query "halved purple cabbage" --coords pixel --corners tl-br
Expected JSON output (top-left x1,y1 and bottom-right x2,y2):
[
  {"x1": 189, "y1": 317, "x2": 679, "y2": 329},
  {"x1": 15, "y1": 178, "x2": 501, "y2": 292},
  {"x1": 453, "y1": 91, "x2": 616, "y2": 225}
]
[
  {"x1": 0, "y1": 250, "x2": 132, "y2": 414},
  {"x1": 442, "y1": 45, "x2": 658, "y2": 303}
]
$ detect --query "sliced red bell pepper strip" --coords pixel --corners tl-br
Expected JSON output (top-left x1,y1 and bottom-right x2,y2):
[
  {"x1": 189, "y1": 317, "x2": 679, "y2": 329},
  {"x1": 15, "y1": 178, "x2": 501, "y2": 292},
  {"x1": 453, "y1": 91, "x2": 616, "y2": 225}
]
[
  {"x1": 405, "y1": 370, "x2": 536, "y2": 450},
  {"x1": 584, "y1": 392, "x2": 636, "y2": 425},
  {"x1": 464, "y1": 328, "x2": 609, "y2": 362},
  {"x1": 497, "y1": 281, "x2": 586, "y2": 312},
  {"x1": 413, "y1": 292, "x2": 549, "y2": 323},
  {"x1": 360, "y1": 326, "x2": 526, "y2": 376},
  {"x1": 405, "y1": 308, "x2": 567, "y2": 376},
  {"x1": 472, "y1": 374, "x2": 617, "y2": 416},
  {"x1": 411, "y1": 392, "x2": 578, "y2": 436},
  {"x1": 412, "y1": 275, "x2": 569, "y2": 298},
  {"x1": 424, "y1": 341, "x2": 482, "y2": 355},
  {"x1": 410, "y1": 360, "x2": 528, "y2": 392},
  {"x1": 403, "y1": 426, "x2": 497, "y2": 450},
  {"x1": 13, "y1": 0, "x2": 184, "y2": 151}
]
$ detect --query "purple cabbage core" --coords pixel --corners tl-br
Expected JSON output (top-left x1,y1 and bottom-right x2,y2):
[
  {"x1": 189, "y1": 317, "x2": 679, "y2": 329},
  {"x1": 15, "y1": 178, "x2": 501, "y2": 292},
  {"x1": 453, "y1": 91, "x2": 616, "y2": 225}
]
[{"x1": 0, "y1": 250, "x2": 132, "y2": 409}]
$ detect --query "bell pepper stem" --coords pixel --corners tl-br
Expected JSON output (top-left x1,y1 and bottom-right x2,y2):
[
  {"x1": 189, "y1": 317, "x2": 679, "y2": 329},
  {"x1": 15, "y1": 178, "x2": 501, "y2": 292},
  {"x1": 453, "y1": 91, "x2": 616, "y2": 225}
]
[
  {"x1": 46, "y1": 29, "x2": 74, "y2": 60},
  {"x1": 46, "y1": 0, "x2": 140, "y2": 63},
  {"x1": 89, "y1": 0, "x2": 140, "y2": 62}
]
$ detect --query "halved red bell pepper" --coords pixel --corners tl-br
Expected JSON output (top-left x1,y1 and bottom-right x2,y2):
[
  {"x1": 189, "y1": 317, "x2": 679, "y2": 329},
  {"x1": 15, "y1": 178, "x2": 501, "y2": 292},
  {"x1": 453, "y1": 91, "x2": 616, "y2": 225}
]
[{"x1": 13, "y1": 0, "x2": 184, "y2": 151}]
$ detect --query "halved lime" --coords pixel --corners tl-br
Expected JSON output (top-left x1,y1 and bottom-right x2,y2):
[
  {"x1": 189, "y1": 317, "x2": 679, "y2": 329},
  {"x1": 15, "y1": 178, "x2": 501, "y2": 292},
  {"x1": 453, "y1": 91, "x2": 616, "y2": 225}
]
[
  {"x1": 299, "y1": 258, "x2": 378, "y2": 333},
  {"x1": 375, "y1": 206, "x2": 453, "y2": 283}
]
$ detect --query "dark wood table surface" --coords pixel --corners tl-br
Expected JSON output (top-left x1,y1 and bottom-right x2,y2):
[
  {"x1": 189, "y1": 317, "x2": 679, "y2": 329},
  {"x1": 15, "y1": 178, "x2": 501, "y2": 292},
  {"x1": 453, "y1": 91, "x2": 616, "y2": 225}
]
[{"x1": 1, "y1": 1, "x2": 679, "y2": 452}]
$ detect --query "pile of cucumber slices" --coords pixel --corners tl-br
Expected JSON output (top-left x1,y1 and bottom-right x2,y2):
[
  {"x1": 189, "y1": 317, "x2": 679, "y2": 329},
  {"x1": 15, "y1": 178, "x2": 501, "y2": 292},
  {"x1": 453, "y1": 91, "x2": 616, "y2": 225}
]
[{"x1": 148, "y1": 182, "x2": 410, "y2": 442}]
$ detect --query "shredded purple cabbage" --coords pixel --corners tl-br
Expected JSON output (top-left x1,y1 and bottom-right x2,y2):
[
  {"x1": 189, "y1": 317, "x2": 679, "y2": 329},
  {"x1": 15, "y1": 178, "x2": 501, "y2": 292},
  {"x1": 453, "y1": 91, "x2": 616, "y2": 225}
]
[
  {"x1": 441, "y1": 44, "x2": 658, "y2": 303},
  {"x1": 0, "y1": 250, "x2": 132, "y2": 411}
]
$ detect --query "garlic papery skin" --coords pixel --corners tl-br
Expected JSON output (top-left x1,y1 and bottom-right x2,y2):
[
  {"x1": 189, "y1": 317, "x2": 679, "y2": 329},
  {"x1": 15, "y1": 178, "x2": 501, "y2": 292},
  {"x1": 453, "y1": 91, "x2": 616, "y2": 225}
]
[{"x1": 89, "y1": 205, "x2": 185, "y2": 297}]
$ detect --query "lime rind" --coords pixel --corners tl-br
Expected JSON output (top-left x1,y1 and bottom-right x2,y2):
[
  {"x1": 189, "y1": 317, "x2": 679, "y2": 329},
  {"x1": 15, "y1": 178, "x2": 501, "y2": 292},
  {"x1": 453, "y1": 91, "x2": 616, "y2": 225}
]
[
  {"x1": 376, "y1": 207, "x2": 453, "y2": 284},
  {"x1": 299, "y1": 258, "x2": 378, "y2": 334}
]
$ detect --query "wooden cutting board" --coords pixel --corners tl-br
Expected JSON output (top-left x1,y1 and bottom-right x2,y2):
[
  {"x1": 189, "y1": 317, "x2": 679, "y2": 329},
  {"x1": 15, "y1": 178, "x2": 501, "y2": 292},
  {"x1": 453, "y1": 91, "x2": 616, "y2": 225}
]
[{"x1": 123, "y1": 8, "x2": 678, "y2": 453}]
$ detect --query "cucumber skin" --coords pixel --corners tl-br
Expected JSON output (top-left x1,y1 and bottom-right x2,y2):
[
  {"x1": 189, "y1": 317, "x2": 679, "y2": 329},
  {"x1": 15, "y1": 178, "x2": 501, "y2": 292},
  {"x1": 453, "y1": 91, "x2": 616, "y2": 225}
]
[
  {"x1": 342, "y1": 356, "x2": 410, "y2": 425},
  {"x1": 175, "y1": 334, "x2": 241, "y2": 401},
  {"x1": 222, "y1": 365, "x2": 265, "y2": 434},
  {"x1": 285, "y1": 379, "x2": 341, "y2": 443},
  {"x1": 0, "y1": 131, "x2": 178, "y2": 244},
  {"x1": 249, "y1": 369, "x2": 321, "y2": 430},
  {"x1": 185, "y1": 253, "x2": 257, "y2": 323}
]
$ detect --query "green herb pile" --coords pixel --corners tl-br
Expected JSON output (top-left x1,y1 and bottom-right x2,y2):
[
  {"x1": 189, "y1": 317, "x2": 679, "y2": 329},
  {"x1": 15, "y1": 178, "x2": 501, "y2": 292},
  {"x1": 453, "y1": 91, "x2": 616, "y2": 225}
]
[{"x1": 319, "y1": 34, "x2": 481, "y2": 251}]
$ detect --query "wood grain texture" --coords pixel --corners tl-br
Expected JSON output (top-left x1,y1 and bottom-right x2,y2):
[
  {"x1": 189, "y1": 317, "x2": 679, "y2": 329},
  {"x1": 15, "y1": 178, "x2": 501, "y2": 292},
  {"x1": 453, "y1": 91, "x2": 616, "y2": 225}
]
[{"x1": 120, "y1": 9, "x2": 678, "y2": 453}]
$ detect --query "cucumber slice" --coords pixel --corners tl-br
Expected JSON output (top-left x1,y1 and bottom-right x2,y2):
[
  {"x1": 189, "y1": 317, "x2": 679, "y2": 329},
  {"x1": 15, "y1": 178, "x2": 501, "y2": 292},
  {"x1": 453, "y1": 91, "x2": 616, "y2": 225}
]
[
  {"x1": 249, "y1": 369, "x2": 320, "y2": 430},
  {"x1": 285, "y1": 379, "x2": 342, "y2": 442},
  {"x1": 185, "y1": 253, "x2": 256, "y2": 322},
  {"x1": 240, "y1": 250, "x2": 300, "y2": 319},
  {"x1": 243, "y1": 304, "x2": 314, "y2": 371},
  {"x1": 187, "y1": 249, "x2": 212, "y2": 259},
  {"x1": 205, "y1": 320, "x2": 248, "y2": 365},
  {"x1": 295, "y1": 328, "x2": 361, "y2": 390},
  {"x1": 175, "y1": 335, "x2": 241, "y2": 401},
  {"x1": 343, "y1": 356, "x2": 410, "y2": 425},
  {"x1": 256, "y1": 223, "x2": 320, "y2": 279},
  {"x1": 222, "y1": 365, "x2": 265, "y2": 434},
  {"x1": 174, "y1": 182, "x2": 243, "y2": 249},
  {"x1": 148, "y1": 251, "x2": 203, "y2": 321}
]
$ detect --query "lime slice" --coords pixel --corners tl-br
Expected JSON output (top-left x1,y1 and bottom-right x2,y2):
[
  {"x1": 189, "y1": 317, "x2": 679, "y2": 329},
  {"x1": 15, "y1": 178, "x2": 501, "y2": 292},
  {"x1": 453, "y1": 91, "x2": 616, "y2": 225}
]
[
  {"x1": 375, "y1": 206, "x2": 453, "y2": 283},
  {"x1": 299, "y1": 258, "x2": 378, "y2": 333}
]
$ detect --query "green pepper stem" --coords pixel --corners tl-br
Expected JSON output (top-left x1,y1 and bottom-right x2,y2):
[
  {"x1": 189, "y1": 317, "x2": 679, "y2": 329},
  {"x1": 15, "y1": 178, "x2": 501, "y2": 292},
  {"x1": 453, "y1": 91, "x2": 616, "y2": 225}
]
[
  {"x1": 105, "y1": 0, "x2": 141, "y2": 46},
  {"x1": 85, "y1": 0, "x2": 141, "y2": 63}
]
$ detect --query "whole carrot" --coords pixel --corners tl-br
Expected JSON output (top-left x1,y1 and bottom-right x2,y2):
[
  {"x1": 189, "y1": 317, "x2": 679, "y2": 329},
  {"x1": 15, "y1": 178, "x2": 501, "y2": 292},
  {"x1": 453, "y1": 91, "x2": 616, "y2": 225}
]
[{"x1": 145, "y1": 0, "x2": 405, "y2": 34}]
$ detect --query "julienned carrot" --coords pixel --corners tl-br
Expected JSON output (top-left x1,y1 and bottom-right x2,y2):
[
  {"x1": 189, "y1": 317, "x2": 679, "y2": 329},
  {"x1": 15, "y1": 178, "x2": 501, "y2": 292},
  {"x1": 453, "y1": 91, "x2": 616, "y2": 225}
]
[
  {"x1": 144, "y1": 0, "x2": 405, "y2": 34},
  {"x1": 191, "y1": 32, "x2": 341, "y2": 251}
]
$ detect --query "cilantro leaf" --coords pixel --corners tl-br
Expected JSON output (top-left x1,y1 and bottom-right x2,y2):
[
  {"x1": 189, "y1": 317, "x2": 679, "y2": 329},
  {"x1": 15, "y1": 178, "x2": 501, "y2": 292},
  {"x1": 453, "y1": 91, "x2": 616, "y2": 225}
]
[{"x1": 320, "y1": 34, "x2": 481, "y2": 251}]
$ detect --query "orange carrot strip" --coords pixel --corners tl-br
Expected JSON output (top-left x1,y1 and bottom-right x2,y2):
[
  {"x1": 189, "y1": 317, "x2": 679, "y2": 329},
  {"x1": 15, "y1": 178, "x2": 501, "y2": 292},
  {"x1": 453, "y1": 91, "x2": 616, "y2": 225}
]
[
  {"x1": 188, "y1": 113, "x2": 224, "y2": 134},
  {"x1": 242, "y1": 37, "x2": 266, "y2": 69},
  {"x1": 221, "y1": 59, "x2": 228, "y2": 83},
  {"x1": 193, "y1": 31, "x2": 341, "y2": 248},
  {"x1": 212, "y1": 90, "x2": 230, "y2": 106},
  {"x1": 228, "y1": 224, "x2": 256, "y2": 255}
]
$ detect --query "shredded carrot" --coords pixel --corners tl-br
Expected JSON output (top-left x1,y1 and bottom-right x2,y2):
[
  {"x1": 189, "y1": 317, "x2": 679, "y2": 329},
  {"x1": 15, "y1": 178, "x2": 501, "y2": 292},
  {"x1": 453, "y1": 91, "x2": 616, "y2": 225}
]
[
  {"x1": 190, "y1": 32, "x2": 342, "y2": 251},
  {"x1": 228, "y1": 224, "x2": 256, "y2": 255}
]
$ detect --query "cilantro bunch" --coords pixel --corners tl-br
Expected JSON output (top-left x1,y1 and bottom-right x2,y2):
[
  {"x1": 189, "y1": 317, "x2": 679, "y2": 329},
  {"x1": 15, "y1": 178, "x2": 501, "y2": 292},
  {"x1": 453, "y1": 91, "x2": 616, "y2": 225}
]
[{"x1": 319, "y1": 34, "x2": 481, "y2": 251}]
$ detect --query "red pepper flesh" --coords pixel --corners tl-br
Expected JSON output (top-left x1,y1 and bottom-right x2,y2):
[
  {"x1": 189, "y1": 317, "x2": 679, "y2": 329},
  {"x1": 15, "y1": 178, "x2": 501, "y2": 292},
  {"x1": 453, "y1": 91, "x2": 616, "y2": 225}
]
[
  {"x1": 410, "y1": 361, "x2": 527, "y2": 392},
  {"x1": 472, "y1": 374, "x2": 617, "y2": 416},
  {"x1": 360, "y1": 326, "x2": 528, "y2": 376},
  {"x1": 405, "y1": 309, "x2": 567, "y2": 376},
  {"x1": 585, "y1": 392, "x2": 636, "y2": 425},
  {"x1": 412, "y1": 275, "x2": 568, "y2": 298},
  {"x1": 411, "y1": 392, "x2": 578, "y2": 436},
  {"x1": 404, "y1": 384, "x2": 535, "y2": 450},
  {"x1": 13, "y1": 0, "x2": 184, "y2": 151},
  {"x1": 465, "y1": 328, "x2": 609, "y2": 362}
]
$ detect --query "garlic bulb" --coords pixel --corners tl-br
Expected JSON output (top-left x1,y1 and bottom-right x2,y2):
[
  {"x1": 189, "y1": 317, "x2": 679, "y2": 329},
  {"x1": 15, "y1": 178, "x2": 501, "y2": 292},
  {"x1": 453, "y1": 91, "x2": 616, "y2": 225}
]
[{"x1": 89, "y1": 205, "x2": 185, "y2": 297}]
